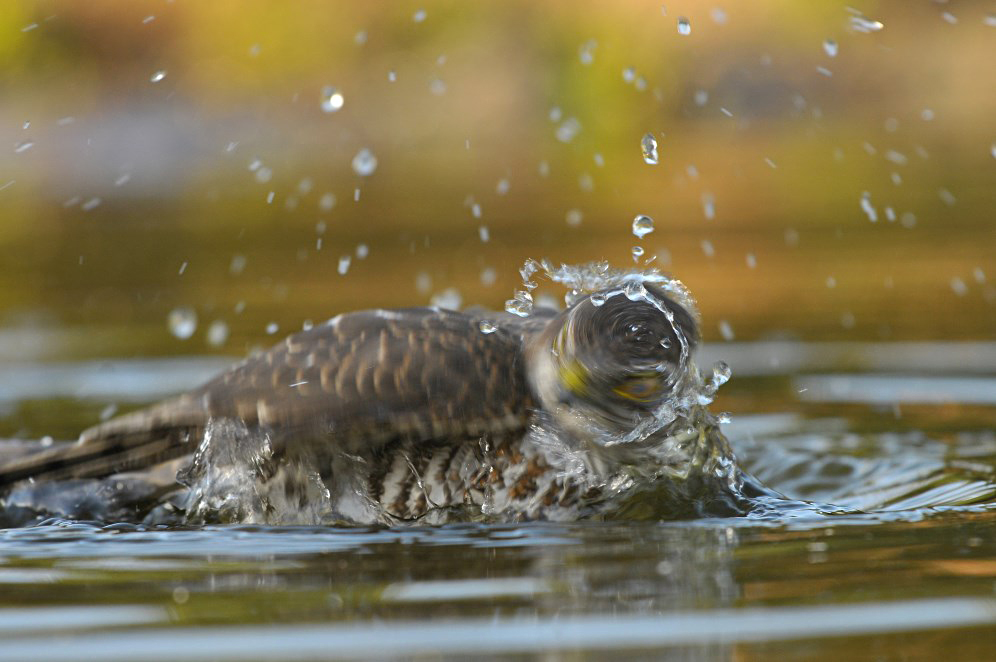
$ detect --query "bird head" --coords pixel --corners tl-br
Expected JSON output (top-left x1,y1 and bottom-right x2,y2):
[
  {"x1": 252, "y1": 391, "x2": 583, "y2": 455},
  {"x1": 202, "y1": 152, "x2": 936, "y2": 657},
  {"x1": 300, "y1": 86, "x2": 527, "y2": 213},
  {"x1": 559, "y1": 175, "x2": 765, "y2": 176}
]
[{"x1": 527, "y1": 278, "x2": 701, "y2": 446}]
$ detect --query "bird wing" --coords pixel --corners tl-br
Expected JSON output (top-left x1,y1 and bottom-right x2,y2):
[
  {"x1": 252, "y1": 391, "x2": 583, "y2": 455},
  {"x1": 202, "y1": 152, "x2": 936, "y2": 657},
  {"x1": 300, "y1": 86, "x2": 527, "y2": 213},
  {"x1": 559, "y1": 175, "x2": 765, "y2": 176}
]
[{"x1": 0, "y1": 307, "x2": 536, "y2": 487}]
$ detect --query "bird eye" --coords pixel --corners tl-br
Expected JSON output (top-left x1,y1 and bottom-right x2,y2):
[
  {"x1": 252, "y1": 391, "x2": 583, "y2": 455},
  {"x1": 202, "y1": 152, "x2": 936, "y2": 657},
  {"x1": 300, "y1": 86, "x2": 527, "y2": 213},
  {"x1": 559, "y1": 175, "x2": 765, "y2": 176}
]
[{"x1": 613, "y1": 375, "x2": 663, "y2": 402}]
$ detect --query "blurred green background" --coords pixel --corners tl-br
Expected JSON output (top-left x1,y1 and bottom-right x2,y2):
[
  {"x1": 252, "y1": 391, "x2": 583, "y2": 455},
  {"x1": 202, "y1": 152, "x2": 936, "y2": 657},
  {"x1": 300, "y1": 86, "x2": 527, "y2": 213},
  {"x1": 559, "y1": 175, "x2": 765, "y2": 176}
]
[{"x1": 0, "y1": 0, "x2": 993, "y2": 363}]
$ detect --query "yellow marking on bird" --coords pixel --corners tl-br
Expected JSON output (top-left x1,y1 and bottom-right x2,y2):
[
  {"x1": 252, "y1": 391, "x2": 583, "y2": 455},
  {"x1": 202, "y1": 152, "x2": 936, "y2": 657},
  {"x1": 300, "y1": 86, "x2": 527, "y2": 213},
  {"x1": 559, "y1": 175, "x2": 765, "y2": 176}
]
[{"x1": 559, "y1": 359, "x2": 589, "y2": 397}]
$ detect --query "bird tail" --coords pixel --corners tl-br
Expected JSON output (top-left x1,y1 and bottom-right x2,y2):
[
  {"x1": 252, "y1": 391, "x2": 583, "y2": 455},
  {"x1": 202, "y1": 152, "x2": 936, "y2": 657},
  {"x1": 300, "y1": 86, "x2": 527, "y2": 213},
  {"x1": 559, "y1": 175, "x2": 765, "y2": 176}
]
[
  {"x1": 0, "y1": 428, "x2": 197, "y2": 489},
  {"x1": 0, "y1": 396, "x2": 209, "y2": 489}
]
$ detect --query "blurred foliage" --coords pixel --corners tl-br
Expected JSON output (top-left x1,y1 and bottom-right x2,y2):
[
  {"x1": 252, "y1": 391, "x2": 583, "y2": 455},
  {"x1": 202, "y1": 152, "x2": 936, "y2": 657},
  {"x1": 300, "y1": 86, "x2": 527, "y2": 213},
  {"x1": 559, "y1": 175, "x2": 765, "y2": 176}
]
[{"x1": 0, "y1": 0, "x2": 993, "y2": 358}]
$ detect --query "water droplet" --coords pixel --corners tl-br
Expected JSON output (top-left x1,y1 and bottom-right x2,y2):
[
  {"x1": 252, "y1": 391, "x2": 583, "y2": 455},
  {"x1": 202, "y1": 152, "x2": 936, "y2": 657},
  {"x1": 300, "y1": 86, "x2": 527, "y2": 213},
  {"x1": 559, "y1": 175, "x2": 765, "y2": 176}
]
[
  {"x1": 850, "y1": 16, "x2": 883, "y2": 33},
  {"x1": 745, "y1": 253, "x2": 757, "y2": 269},
  {"x1": 677, "y1": 17, "x2": 691, "y2": 35},
  {"x1": 632, "y1": 214, "x2": 655, "y2": 239},
  {"x1": 478, "y1": 226, "x2": 489, "y2": 242},
  {"x1": 351, "y1": 148, "x2": 377, "y2": 176},
  {"x1": 701, "y1": 192, "x2": 715, "y2": 220},
  {"x1": 430, "y1": 79, "x2": 447, "y2": 96},
  {"x1": 480, "y1": 267, "x2": 496, "y2": 286},
  {"x1": 885, "y1": 150, "x2": 907, "y2": 165},
  {"x1": 495, "y1": 178, "x2": 510, "y2": 195},
  {"x1": 413, "y1": 9, "x2": 427, "y2": 23},
  {"x1": 538, "y1": 161, "x2": 550, "y2": 177},
  {"x1": 478, "y1": 320, "x2": 497, "y2": 334},
  {"x1": 556, "y1": 117, "x2": 582, "y2": 143},
  {"x1": 337, "y1": 255, "x2": 351, "y2": 275},
  {"x1": 622, "y1": 67, "x2": 636, "y2": 83},
  {"x1": 81, "y1": 197, "x2": 102, "y2": 212},
  {"x1": 718, "y1": 320, "x2": 735, "y2": 341},
  {"x1": 823, "y1": 39, "x2": 838, "y2": 57},
  {"x1": 320, "y1": 86, "x2": 344, "y2": 113},
  {"x1": 641, "y1": 133, "x2": 659, "y2": 164},
  {"x1": 471, "y1": 203, "x2": 482, "y2": 219},
  {"x1": 826, "y1": 276, "x2": 837, "y2": 288},
  {"x1": 859, "y1": 192, "x2": 877, "y2": 222},
  {"x1": 624, "y1": 280, "x2": 647, "y2": 301},
  {"x1": 255, "y1": 167, "x2": 273, "y2": 184},
  {"x1": 694, "y1": 89, "x2": 709, "y2": 106},
  {"x1": 14, "y1": 141, "x2": 34, "y2": 154},
  {"x1": 150, "y1": 70, "x2": 167, "y2": 83},
  {"x1": 578, "y1": 39, "x2": 597, "y2": 65},
  {"x1": 712, "y1": 361, "x2": 732, "y2": 386},
  {"x1": 701, "y1": 239, "x2": 715, "y2": 257},
  {"x1": 504, "y1": 291, "x2": 534, "y2": 317},
  {"x1": 590, "y1": 293, "x2": 607, "y2": 307},
  {"x1": 415, "y1": 271, "x2": 432, "y2": 294},
  {"x1": 938, "y1": 188, "x2": 957, "y2": 206},
  {"x1": 356, "y1": 244, "x2": 369, "y2": 259},
  {"x1": 593, "y1": 153, "x2": 604, "y2": 167},
  {"x1": 941, "y1": 11, "x2": 957, "y2": 25},
  {"x1": 229, "y1": 254, "x2": 247, "y2": 275},
  {"x1": 519, "y1": 259, "x2": 541, "y2": 289},
  {"x1": 206, "y1": 320, "x2": 229, "y2": 347},
  {"x1": 548, "y1": 106, "x2": 562, "y2": 122},
  {"x1": 168, "y1": 307, "x2": 197, "y2": 339},
  {"x1": 319, "y1": 192, "x2": 336, "y2": 211},
  {"x1": 711, "y1": 8, "x2": 728, "y2": 24},
  {"x1": 631, "y1": 246, "x2": 645, "y2": 261},
  {"x1": 266, "y1": 322, "x2": 279, "y2": 335},
  {"x1": 431, "y1": 288, "x2": 462, "y2": 310},
  {"x1": 387, "y1": 70, "x2": 397, "y2": 82},
  {"x1": 100, "y1": 404, "x2": 118, "y2": 422},
  {"x1": 578, "y1": 173, "x2": 594, "y2": 192},
  {"x1": 565, "y1": 209, "x2": 582, "y2": 227},
  {"x1": 950, "y1": 277, "x2": 968, "y2": 296}
]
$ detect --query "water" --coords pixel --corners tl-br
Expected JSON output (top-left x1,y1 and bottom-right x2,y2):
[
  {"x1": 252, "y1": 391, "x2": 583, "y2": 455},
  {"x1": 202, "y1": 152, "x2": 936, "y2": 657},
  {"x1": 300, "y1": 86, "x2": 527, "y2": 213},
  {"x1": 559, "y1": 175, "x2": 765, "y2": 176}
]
[
  {"x1": 350, "y1": 148, "x2": 377, "y2": 176},
  {"x1": 319, "y1": 86, "x2": 344, "y2": 114},
  {"x1": 632, "y1": 214, "x2": 655, "y2": 239},
  {"x1": 641, "y1": 133, "x2": 659, "y2": 165},
  {"x1": 1, "y1": 345, "x2": 993, "y2": 658},
  {"x1": 167, "y1": 307, "x2": 198, "y2": 340}
]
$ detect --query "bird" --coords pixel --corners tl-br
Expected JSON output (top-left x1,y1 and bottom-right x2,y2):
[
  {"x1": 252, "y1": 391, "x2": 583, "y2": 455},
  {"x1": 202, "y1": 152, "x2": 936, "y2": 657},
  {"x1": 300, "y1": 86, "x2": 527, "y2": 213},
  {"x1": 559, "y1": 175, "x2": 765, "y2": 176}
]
[{"x1": 0, "y1": 268, "x2": 747, "y2": 526}]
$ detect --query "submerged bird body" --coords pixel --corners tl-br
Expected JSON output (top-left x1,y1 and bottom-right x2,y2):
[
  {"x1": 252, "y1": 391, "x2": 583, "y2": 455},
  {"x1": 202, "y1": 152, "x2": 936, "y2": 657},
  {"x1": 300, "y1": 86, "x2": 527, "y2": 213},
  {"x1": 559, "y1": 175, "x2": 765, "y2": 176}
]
[{"x1": 0, "y1": 270, "x2": 744, "y2": 526}]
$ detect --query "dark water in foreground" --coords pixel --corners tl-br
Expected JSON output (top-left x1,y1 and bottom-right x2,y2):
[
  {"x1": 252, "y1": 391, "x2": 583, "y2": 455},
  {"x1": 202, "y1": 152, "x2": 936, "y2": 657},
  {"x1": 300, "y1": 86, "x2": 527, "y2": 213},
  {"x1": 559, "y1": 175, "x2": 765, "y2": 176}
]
[{"x1": 1, "y1": 342, "x2": 994, "y2": 660}]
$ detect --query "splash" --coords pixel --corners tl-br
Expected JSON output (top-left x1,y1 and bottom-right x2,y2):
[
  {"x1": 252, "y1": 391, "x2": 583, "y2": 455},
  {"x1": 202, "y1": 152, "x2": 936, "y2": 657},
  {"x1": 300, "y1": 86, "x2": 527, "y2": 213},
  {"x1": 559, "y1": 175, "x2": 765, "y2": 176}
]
[{"x1": 504, "y1": 260, "x2": 742, "y2": 516}]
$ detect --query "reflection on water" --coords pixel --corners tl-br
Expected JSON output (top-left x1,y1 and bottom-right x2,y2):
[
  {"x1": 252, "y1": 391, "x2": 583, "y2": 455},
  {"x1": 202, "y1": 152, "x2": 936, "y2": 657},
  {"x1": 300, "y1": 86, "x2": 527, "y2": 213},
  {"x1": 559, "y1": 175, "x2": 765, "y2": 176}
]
[{"x1": 0, "y1": 516, "x2": 994, "y2": 660}]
